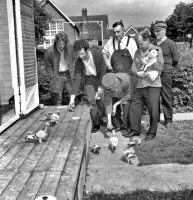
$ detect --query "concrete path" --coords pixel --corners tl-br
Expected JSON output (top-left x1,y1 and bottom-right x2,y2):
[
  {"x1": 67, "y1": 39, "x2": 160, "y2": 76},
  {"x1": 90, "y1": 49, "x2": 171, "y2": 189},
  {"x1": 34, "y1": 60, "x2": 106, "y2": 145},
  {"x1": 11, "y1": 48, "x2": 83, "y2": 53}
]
[
  {"x1": 85, "y1": 113, "x2": 193, "y2": 194},
  {"x1": 160, "y1": 112, "x2": 193, "y2": 121}
]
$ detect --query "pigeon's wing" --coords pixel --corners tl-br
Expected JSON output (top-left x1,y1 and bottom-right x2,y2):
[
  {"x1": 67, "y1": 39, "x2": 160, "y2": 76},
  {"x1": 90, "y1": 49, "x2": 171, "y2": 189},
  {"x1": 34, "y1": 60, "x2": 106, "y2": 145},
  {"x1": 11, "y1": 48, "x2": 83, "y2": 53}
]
[{"x1": 35, "y1": 130, "x2": 47, "y2": 139}]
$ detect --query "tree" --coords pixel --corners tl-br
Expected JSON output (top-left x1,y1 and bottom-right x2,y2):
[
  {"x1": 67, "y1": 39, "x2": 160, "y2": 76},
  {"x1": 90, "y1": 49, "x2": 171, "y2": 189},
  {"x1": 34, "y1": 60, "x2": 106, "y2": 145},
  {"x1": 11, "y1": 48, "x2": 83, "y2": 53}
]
[
  {"x1": 34, "y1": 0, "x2": 51, "y2": 45},
  {"x1": 151, "y1": 2, "x2": 193, "y2": 41},
  {"x1": 166, "y1": 2, "x2": 193, "y2": 41}
]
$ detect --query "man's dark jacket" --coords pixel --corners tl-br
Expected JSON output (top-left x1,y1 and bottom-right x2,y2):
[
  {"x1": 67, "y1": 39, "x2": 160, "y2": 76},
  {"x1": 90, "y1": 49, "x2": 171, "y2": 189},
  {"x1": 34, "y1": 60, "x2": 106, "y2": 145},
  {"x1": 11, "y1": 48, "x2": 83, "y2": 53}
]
[{"x1": 71, "y1": 47, "x2": 107, "y2": 95}]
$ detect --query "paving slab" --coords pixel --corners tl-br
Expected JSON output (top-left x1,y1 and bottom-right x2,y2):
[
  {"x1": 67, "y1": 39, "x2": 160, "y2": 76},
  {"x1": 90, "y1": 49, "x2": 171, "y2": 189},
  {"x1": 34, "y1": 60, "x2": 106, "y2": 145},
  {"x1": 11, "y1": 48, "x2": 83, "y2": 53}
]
[{"x1": 161, "y1": 112, "x2": 193, "y2": 121}]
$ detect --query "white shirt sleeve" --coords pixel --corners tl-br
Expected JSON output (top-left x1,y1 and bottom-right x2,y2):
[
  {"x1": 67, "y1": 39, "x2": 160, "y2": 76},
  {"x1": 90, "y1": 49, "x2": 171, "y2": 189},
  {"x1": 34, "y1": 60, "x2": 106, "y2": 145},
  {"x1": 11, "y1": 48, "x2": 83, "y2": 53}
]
[
  {"x1": 127, "y1": 38, "x2": 138, "y2": 59},
  {"x1": 102, "y1": 39, "x2": 111, "y2": 56}
]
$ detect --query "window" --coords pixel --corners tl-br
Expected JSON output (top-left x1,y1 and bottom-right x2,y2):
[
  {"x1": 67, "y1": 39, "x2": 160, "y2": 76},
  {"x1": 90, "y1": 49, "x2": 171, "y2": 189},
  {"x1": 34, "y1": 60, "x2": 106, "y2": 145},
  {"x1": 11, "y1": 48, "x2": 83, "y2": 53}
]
[{"x1": 51, "y1": 31, "x2": 56, "y2": 36}]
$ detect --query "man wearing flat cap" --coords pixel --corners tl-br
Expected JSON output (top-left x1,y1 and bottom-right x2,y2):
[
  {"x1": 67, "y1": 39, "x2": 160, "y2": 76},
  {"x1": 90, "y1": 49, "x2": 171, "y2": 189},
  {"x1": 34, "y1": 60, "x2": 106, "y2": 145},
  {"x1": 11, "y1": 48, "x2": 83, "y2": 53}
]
[
  {"x1": 102, "y1": 72, "x2": 131, "y2": 131},
  {"x1": 153, "y1": 22, "x2": 180, "y2": 128}
]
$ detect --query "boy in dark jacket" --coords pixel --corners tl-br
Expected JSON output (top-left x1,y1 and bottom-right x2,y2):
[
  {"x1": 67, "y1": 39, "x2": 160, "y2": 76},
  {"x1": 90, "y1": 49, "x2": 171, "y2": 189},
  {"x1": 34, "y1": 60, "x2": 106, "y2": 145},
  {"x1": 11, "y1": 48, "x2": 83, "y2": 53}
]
[{"x1": 69, "y1": 39, "x2": 107, "y2": 133}]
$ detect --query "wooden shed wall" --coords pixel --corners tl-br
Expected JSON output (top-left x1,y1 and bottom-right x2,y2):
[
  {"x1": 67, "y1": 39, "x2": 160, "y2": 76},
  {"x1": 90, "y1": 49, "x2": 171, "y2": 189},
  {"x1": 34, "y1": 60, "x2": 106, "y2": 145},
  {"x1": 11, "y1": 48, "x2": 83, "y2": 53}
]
[
  {"x1": 20, "y1": 0, "x2": 37, "y2": 90},
  {"x1": 0, "y1": 0, "x2": 13, "y2": 105}
]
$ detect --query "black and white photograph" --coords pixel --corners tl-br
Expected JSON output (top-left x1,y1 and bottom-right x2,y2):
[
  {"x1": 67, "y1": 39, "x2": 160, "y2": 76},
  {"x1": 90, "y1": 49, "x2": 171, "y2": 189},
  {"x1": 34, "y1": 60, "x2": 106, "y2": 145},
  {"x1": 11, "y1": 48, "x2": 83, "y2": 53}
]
[{"x1": 0, "y1": 0, "x2": 193, "y2": 199}]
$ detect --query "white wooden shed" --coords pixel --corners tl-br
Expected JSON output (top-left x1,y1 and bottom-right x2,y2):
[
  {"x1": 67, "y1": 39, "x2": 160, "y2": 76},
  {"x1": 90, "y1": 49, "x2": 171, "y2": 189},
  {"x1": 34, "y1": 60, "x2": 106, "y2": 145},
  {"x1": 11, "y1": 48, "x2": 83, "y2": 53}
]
[{"x1": 0, "y1": 0, "x2": 39, "y2": 133}]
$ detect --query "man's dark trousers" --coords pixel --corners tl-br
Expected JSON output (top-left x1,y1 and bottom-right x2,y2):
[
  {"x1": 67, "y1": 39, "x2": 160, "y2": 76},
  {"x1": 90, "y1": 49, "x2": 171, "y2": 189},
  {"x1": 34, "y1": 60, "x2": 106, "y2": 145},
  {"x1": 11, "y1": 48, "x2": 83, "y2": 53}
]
[
  {"x1": 84, "y1": 76, "x2": 104, "y2": 127},
  {"x1": 160, "y1": 71, "x2": 173, "y2": 123},
  {"x1": 129, "y1": 87, "x2": 160, "y2": 134}
]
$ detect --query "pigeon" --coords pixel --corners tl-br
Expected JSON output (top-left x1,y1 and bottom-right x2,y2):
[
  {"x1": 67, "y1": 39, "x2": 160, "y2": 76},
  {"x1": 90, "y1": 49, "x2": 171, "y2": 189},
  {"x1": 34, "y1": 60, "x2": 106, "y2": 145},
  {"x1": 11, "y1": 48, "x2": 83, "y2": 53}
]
[
  {"x1": 109, "y1": 136, "x2": 118, "y2": 151},
  {"x1": 127, "y1": 137, "x2": 142, "y2": 146},
  {"x1": 122, "y1": 147, "x2": 137, "y2": 164},
  {"x1": 89, "y1": 144, "x2": 101, "y2": 154},
  {"x1": 26, "y1": 122, "x2": 50, "y2": 143},
  {"x1": 45, "y1": 110, "x2": 61, "y2": 125}
]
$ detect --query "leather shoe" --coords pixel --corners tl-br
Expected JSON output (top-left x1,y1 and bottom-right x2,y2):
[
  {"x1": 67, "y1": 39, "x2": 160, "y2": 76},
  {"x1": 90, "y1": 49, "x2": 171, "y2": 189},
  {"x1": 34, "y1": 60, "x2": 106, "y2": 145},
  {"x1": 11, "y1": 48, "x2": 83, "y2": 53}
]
[
  {"x1": 145, "y1": 134, "x2": 156, "y2": 141},
  {"x1": 123, "y1": 131, "x2": 140, "y2": 138},
  {"x1": 114, "y1": 124, "x2": 124, "y2": 132},
  {"x1": 91, "y1": 124, "x2": 100, "y2": 133}
]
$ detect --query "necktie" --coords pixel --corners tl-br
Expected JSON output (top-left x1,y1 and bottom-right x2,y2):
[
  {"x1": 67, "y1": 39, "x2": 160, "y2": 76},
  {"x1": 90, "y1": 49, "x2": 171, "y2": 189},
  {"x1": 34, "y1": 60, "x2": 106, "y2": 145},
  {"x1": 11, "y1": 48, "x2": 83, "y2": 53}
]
[{"x1": 118, "y1": 41, "x2": 121, "y2": 50}]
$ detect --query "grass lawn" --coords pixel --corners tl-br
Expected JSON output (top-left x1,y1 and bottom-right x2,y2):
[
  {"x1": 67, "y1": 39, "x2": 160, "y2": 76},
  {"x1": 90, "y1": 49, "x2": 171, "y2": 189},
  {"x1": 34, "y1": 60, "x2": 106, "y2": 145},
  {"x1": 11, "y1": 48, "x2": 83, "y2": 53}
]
[
  {"x1": 135, "y1": 120, "x2": 193, "y2": 166},
  {"x1": 83, "y1": 189, "x2": 193, "y2": 200}
]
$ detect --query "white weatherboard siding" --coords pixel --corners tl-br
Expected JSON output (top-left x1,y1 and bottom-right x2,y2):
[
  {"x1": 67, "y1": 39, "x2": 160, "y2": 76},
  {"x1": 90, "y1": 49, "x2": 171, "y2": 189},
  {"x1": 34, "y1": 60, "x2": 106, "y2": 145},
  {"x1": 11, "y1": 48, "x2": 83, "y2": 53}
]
[
  {"x1": 15, "y1": 0, "x2": 39, "y2": 115},
  {"x1": 0, "y1": 0, "x2": 13, "y2": 105},
  {"x1": 0, "y1": 0, "x2": 39, "y2": 133}
]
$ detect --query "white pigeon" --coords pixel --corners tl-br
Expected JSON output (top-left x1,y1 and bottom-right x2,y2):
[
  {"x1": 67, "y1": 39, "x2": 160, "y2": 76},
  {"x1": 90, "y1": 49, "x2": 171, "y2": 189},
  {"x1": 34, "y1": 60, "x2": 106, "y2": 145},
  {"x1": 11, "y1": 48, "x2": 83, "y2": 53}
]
[
  {"x1": 109, "y1": 136, "x2": 119, "y2": 150},
  {"x1": 26, "y1": 122, "x2": 50, "y2": 143},
  {"x1": 122, "y1": 147, "x2": 137, "y2": 164}
]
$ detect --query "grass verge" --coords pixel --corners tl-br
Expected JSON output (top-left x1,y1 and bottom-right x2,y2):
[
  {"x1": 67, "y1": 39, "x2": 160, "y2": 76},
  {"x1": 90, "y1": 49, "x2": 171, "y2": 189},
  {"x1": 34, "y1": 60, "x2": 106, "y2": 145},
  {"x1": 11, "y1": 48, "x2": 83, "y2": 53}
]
[
  {"x1": 84, "y1": 189, "x2": 193, "y2": 200},
  {"x1": 135, "y1": 120, "x2": 193, "y2": 166}
]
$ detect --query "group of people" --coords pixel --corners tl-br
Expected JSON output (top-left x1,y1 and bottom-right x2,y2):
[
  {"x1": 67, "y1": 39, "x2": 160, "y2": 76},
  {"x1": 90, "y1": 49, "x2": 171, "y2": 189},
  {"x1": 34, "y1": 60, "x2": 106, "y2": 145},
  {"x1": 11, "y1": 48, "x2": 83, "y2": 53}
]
[{"x1": 44, "y1": 21, "x2": 180, "y2": 141}]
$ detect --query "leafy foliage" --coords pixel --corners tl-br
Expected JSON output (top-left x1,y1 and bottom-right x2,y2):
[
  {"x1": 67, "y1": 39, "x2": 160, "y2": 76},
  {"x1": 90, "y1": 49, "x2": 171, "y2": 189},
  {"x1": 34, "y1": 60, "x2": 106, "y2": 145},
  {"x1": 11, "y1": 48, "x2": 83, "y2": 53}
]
[
  {"x1": 166, "y1": 2, "x2": 193, "y2": 41},
  {"x1": 37, "y1": 61, "x2": 53, "y2": 105},
  {"x1": 151, "y1": 2, "x2": 193, "y2": 41},
  {"x1": 172, "y1": 43, "x2": 193, "y2": 112},
  {"x1": 34, "y1": 0, "x2": 51, "y2": 45},
  {"x1": 34, "y1": 0, "x2": 53, "y2": 104}
]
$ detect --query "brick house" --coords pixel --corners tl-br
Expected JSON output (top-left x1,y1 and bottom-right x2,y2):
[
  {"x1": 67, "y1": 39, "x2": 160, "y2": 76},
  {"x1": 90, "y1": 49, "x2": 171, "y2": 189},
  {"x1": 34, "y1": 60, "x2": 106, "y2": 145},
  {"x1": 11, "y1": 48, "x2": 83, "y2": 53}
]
[
  {"x1": 42, "y1": 0, "x2": 80, "y2": 48},
  {"x1": 70, "y1": 8, "x2": 110, "y2": 46},
  {"x1": 125, "y1": 25, "x2": 151, "y2": 38}
]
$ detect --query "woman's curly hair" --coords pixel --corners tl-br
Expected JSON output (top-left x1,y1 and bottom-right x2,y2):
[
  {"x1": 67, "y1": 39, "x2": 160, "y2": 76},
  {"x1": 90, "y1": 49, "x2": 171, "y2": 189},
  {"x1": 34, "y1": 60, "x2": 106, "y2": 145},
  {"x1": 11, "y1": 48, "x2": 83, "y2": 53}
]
[{"x1": 54, "y1": 32, "x2": 69, "y2": 44}]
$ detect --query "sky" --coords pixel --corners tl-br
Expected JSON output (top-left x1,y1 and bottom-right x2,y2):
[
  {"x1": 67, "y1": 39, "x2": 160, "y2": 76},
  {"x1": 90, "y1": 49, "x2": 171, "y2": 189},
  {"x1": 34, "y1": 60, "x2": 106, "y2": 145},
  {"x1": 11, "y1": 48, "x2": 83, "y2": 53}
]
[{"x1": 52, "y1": 0, "x2": 192, "y2": 28}]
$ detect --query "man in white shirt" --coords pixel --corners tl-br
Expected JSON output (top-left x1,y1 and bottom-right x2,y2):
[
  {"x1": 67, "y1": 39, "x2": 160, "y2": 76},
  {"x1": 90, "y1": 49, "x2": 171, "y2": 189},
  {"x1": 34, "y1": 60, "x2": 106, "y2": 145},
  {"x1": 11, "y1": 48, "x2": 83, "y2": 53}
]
[
  {"x1": 102, "y1": 21, "x2": 137, "y2": 74},
  {"x1": 102, "y1": 21, "x2": 138, "y2": 132}
]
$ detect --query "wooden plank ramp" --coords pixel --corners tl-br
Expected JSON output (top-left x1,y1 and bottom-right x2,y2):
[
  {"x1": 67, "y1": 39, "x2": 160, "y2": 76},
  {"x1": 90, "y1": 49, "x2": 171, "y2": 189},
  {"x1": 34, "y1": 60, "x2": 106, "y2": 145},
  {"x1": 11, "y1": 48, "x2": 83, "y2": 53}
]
[{"x1": 0, "y1": 105, "x2": 91, "y2": 200}]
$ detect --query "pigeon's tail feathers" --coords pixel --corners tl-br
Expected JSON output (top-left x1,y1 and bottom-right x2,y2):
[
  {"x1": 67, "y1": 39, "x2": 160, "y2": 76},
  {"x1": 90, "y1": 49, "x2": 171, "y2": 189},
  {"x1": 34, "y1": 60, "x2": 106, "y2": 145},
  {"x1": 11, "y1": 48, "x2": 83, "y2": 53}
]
[{"x1": 27, "y1": 134, "x2": 38, "y2": 140}]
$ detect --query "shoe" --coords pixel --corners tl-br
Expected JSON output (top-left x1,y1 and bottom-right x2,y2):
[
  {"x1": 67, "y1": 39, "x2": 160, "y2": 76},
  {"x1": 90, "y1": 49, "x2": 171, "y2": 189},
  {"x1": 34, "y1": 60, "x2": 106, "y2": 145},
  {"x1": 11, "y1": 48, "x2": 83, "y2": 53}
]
[
  {"x1": 165, "y1": 122, "x2": 172, "y2": 129},
  {"x1": 100, "y1": 118, "x2": 107, "y2": 127},
  {"x1": 123, "y1": 131, "x2": 140, "y2": 138},
  {"x1": 91, "y1": 124, "x2": 100, "y2": 133},
  {"x1": 144, "y1": 134, "x2": 156, "y2": 141},
  {"x1": 114, "y1": 124, "x2": 124, "y2": 132},
  {"x1": 121, "y1": 128, "x2": 129, "y2": 136}
]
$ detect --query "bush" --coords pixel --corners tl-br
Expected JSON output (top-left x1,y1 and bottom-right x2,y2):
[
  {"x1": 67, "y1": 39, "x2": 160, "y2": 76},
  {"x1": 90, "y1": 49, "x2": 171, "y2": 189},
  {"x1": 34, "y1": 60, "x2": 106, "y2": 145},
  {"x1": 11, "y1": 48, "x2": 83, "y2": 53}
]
[
  {"x1": 172, "y1": 43, "x2": 193, "y2": 112},
  {"x1": 37, "y1": 61, "x2": 53, "y2": 105}
]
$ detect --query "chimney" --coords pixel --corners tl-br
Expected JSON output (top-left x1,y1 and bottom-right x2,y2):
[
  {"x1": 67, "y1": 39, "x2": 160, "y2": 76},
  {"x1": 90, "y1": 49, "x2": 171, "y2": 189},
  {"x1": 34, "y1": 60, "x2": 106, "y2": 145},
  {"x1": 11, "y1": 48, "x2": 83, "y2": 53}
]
[{"x1": 82, "y1": 8, "x2": 87, "y2": 22}]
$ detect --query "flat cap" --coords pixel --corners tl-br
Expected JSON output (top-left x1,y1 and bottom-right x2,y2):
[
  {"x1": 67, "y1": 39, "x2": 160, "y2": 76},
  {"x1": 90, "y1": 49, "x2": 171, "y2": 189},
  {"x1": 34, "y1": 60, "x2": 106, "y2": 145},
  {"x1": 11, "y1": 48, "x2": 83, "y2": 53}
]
[
  {"x1": 154, "y1": 22, "x2": 167, "y2": 31},
  {"x1": 102, "y1": 73, "x2": 117, "y2": 89}
]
